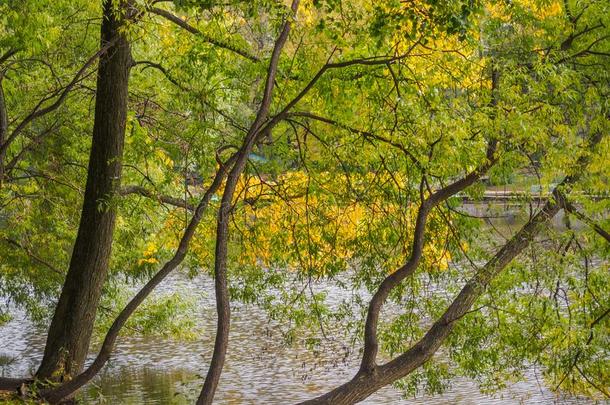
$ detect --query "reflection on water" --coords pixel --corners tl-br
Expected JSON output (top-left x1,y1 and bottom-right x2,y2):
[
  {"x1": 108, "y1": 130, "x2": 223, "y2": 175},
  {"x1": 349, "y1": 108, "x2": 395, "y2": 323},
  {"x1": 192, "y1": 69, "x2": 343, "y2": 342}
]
[
  {"x1": 81, "y1": 368, "x2": 195, "y2": 405},
  {"x1": 73, "y1": 362, "x2": 597, "y2": 405},
  {"x1": 78, "y1": 366, "x2": 593, "y2": 405},
  {"x1": 0, "y1": 203, "x2": 597, "y2": 404},
  {"x1": 1, "y1": 275, "x2": 594, "y2": 404}
]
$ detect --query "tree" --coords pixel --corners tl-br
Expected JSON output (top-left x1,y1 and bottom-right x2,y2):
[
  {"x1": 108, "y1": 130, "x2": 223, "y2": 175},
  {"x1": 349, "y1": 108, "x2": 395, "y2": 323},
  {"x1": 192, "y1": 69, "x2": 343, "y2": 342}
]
[
  {"x1": 35, "y1": 0, "x2": 133, "y2": 380},
  {"x1": 0, "y1": 0, "x2": 608, "y2": 403}
]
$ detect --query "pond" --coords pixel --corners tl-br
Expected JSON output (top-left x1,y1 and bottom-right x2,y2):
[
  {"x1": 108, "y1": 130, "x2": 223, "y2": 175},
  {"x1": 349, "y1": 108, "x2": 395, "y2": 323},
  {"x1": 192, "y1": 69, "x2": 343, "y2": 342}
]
[{"x1": 0, "y1": 203, "x2": 597, "y2": 404}]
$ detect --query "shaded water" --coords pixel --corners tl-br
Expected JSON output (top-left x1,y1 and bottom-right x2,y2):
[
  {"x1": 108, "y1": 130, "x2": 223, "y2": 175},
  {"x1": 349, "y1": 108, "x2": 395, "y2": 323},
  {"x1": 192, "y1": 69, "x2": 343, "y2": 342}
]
[{"x1": 0, "y1": 203, "x2": 599, "y2": 404}]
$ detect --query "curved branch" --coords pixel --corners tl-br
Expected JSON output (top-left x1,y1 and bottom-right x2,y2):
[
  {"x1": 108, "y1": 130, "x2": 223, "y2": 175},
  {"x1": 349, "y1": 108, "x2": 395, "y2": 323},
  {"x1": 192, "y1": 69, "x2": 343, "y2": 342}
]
[
  {"x1": 286, "y1": 111, "x2": 423, "y2": 171},
  {"x1": 359, "y1": 140, "x2": 497, "y2": 373},
  {"x1": 133, "y1": 60, "x2": 250, "y2": 133},
  {"x1": 0, "y1": 49, "x2": 19, "y2": 66},
  {"x1": 134, "y1": 60, "x2": 187, "y2": 90},
  {"x1": 268, "y1": 39, "x2": 422, "y2": 128},
  {"x1": 357, "y1": 68, "x2": 500, "y2": 372},
  {"x1": 197, "y1": 1, "x2": 300, "y2": 403},
  {"x1": 3, "y1": 121, "x2": 61, "y2": 178},
  {"x1": 2, "y1": 237, "x2": 63, "y2": 275},
  {"x1": 562, "y1": 197, "x2": 610, "y2": 243}
]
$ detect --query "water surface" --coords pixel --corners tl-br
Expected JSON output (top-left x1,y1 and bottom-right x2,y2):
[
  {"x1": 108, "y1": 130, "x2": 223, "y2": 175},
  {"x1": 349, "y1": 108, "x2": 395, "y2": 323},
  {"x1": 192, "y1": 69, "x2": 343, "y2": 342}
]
[{"x1": 0, "y1": 203, "x2": 597, "y2": 404}]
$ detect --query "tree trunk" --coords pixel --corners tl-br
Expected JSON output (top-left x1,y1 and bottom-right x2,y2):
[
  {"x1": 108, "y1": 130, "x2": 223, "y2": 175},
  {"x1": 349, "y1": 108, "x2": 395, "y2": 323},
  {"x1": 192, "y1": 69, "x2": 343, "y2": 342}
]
[
  {"x1": 196, "y1": 2, "x2": 299, "y2": 403},
  {"x1": 36, "y1": 0, "x2": 131, "y2": 380},
  {"x1": 0, "y1": 77, "x2": 8, "y2": 185}
]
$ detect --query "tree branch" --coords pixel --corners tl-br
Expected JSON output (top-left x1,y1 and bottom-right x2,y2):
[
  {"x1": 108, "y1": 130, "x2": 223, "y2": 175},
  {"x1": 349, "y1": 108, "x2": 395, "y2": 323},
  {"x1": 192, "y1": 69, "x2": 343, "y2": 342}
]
[
  {"x1": 359, "y1": 139, "x2": 497, "y2": 373},
  {"x1": 120, "y1": 184, "x2": 195, "y2": 211},
  {"x1": 287, "y1": 111, "x2": 423, "y2": 171},
  {"x1": 0, "y1": 41, "x2": 116, "y2": 163},
  {"x1": 561, "y1": 196, "x2": 610, "y2": 243},
  {"x1": 0, "y1": 49, "x2": 19, "y2": 67},
  {"x1": 0, "y1": 76, "x2": 8, "y2": 184},
  {"x1": 0, "y1": 377, "x2": 30, "y2": 392},
  {"x1": 268, "y1": 39, "x2": 422, "y2": 128},
  {"x1": 148, "y1": 7, "x2": 259, "y2": 62},
  {"x1": 357, "y1": 67, "x2": 500, "y2": 373},
  {"x1": 2, "y1": 237, "x2": 63, "y2": 275},
  {"x1": 3, "y1": 121, "x2": 61, "y2": 178}
]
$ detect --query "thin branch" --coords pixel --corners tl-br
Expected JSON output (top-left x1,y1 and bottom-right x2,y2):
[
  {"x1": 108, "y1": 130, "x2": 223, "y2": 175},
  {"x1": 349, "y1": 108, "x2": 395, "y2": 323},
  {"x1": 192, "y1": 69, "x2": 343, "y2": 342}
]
[
  {"x1": 120, "y1": 184, "x2": 195, "y2": 211},
  {"x1": 269, "y1": 39, "x2": 422, "y2": 127},
  {"x1": 287, "y1": 111, "x2": 423, "y2": 171},
  {"x1": 554, "y1": 306, "x2": 610, "y2": 393},
  {"x1": 0, "y1": 49, "x2": 19, "y2": 67},
  {"x1": 2, "y1": 237, "x2": 63, "y2": 275},
  {"x1": 197, "y1": 1, "x2": 300, "y2": 403},
  {"x1": 133, "y1": 60, "x2": 250, "y2": 133},
  {"x1": 561, "y1": 197, "x2": 610, "y2": 243},
  {"x1": 3, "y1": 121, "x2": 61, "y2": 177},
  {"x1": 299, "y1": 130, "x2": 604, "y2": 405},
  {"x1": 148, "y1": 7, "x2": 259, "y2": 62},
  {"x1": 134, "y1": 60, "x2": 186, "y2": 89}
]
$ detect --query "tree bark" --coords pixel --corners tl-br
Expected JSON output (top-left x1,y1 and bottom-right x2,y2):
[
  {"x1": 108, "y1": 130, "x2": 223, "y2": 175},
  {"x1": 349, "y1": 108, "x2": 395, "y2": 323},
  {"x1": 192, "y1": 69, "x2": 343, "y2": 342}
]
[
  {"x1": 120, "y1": 184, "x2": 196, "y2": 211},
  {"x1": 0, "y1": 49, "x2": 18, "y2": 185},
  {"x1": 0, "y1": 77, "x2": 8, "y2": 186},
  {"x1": 36, "y1": 0, "x2": 132, "y2": 380}
]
